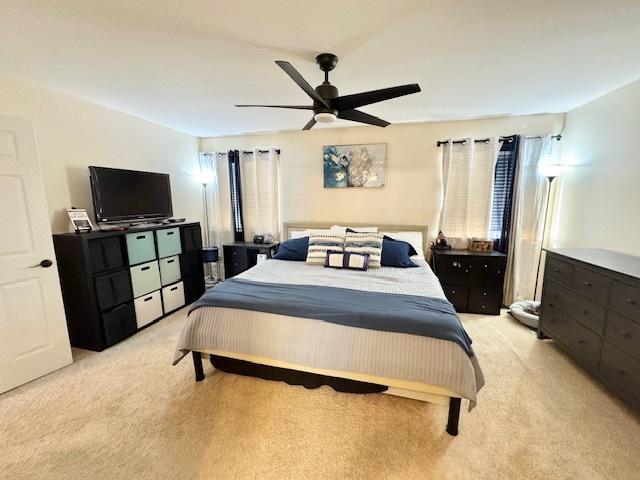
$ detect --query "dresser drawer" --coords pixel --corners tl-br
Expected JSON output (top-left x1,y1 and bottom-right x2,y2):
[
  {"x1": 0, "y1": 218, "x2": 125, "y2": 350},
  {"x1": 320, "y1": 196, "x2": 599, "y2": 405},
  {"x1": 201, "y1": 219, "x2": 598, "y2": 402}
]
[
  {"x1": 126, "y1": 231, "x2": 157, "y2": 266},
  {"x1": 542, "y1": 304, "x2": 602, "y2": 373},
  {"x1": 599, "y1": 341, "x2": 640, "y2": 410},
  {"x1": 609, "y1": 280, "x2": 640, "y2": 321},
  {"x1": 102, "y1": 302, "x2": 137, "y2": 346},
  {"x1": 88, "y1": 236, "x2": 124, "y2": 273},
  {"x1": 469, "y1": 257, "x2": 505, "y2": 287},
  {"x1": 434, "y1": 256, "x2": 469, "y2": 285},
  {"x1": 159, "y1": 255, "x2": 181, "y2": 286},
  {"x1": 130, "y1": 260, "x2": 161, "y2": 298},
  {"x1": 156, "y1": 227, "x2": 182, "y2": 259},
  {"x1": 162, "y1": 281, "x2": 185, "y2": 313},
  {"x1": 442, "y1": 285, "x2": 468, "y2": 312},
  {"x1": 605, "y1": 312, "x2": 640, "y2": 359},
  {"x1": 571, "y1": 265, "x2": 611, "y2": 305},
  {"x1": 134, "y1": 290, "x2": 163, "y2": 329},
  {"x1": 546, "y1": 255, "x2": 573, "y2": 285},
  {"x1": 543, "y1": 280, "x2": 606, "y2": 335},
  {"x1": 94, "y1": 270, "x2": 132, "y2": 311},
  {"x1": 225, "y1": 246, "x2": 248, "y2": 278},
  {"x1": 467, "y1": 287, "x2": 501, "y2": 315}
]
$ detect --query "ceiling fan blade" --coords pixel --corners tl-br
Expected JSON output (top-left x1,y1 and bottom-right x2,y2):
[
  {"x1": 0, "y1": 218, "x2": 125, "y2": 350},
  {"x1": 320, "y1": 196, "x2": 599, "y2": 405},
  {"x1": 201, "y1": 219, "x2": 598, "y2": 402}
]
[
  {"x1": 338, "y1": 109, "x2": 390, "y2": 127},
  {"x1": 275, "y1": 61, "x2": 330, "y2": 108},
  {"x1": 334, "y1": 84, "x2": 421, "y2": 111},
  {"x1": 302, "y1": 117, "x2": 317, "y2": 131},
  {"x1": 235, "y1": 104, "x2": 314, "y2": 110}
]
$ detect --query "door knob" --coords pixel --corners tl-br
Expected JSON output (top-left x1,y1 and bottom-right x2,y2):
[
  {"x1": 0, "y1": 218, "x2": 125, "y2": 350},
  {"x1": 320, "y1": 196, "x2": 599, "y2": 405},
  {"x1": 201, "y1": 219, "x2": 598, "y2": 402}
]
[{"x1": 31, "y1": 259, "x2": 53, "y2": 268}]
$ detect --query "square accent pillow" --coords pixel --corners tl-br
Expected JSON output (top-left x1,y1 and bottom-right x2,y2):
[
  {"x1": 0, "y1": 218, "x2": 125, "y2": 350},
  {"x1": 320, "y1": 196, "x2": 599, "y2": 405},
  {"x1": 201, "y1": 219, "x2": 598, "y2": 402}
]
[
  {"x1": 306, "y1": 231, "x2": 346, "y2": 265},
  {"x1": 344, "y1": 232, "x2": 383, "y2": 268}
]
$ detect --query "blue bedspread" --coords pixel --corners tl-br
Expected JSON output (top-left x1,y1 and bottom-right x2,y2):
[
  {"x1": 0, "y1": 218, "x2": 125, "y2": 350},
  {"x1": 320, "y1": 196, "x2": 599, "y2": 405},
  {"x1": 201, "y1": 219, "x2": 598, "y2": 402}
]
[{"x1": 190, "y1": 278, "x2": 474, "y2": 357}]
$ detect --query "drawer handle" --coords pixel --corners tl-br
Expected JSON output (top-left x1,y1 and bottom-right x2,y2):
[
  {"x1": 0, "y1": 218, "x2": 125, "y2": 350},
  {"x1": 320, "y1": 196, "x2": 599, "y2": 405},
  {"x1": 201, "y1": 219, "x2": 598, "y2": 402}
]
[
  {"x1": 576, "y1": 340, "x2": 586, "y2": 345},
  {"x1": 583, "y1": 281, "x2": 592, "y2": 287},
  {"x1": 481, "y1": 305, "x2": 486, "y2": 309},
  {"x1": 553, "y1": 268, "x2": 560, "y2": 273},
  {"x1": 617, "y1": 369, "x2": 626, "y2": 376},
  {"x1": 626, "y1": 298, "x2": 637, "y2": 305},
  {"x1": 622, "y1": 332, "x2": 632, "y2": 339},
  {"x1": 582, "y1": 309, "x2": 588, "y2": 315},
  {"x1": 170, "y1": 286, "x2": 178, "y2": 291},
  {"x1": 549, "y1": 318, "x2": 556, "y2": 323},
  {"x1": 136, "y1": 235, "x2": 146, "y2": 240},
  {"x1": 484, "y1": 264, "x2": 488, "y2": 268},
  {"x1": 144, "y1": 296, "x2": 153, "y2": 302},
  {"x1": 233, "y1": 251, "x2": 237, "y2": 256},
  {"x1": 452, "y1": 290, "x2": 456, "y2": 294},
  {"x1": 167, "y1": 259, "x2": 175, "y2": 264},
  {"x1": 167, "y1": 231, "x2": 175, "y2": 235},
  {"x1": 482, "y1": 292, "x2": 487, "y2": 296},
  {"x1": 549, "y1": 302, "x2": 555, "y2": 307},
  {"x1": 141, "y1": 266, "x2": 151, "y2": 271}
]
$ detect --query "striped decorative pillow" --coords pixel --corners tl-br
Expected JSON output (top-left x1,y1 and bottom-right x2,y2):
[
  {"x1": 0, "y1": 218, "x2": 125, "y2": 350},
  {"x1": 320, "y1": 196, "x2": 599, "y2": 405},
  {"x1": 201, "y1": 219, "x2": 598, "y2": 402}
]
[
  {"x1": 344, "y1": 232, "x2": 383, "y2": 268},
  {"x1": 306, "y1": 230, "x2": 346, "y2": 265}
]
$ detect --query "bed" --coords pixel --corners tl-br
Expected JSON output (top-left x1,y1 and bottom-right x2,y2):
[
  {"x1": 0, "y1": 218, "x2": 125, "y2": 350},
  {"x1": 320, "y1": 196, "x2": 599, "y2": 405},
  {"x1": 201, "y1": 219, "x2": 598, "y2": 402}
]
[{"x1": 173, "y1": 223, "x2": 484, "y2": 436}]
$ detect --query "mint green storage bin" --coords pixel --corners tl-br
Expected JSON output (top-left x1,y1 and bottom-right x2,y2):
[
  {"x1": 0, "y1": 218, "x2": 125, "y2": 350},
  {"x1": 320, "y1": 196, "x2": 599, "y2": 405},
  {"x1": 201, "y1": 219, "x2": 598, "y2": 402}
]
[
  {"x1": 126, "y1": 231, "x2": 156, "y2": 266},
  {"x1": 130, "y1": 260, "x2": 161, "y2": 298},
  {"x1": 156, "y1": 228, "x2": 182, "y2": 259},
  {"x1": 159, "y1": 255, "x2": 181, "y2": 286}
]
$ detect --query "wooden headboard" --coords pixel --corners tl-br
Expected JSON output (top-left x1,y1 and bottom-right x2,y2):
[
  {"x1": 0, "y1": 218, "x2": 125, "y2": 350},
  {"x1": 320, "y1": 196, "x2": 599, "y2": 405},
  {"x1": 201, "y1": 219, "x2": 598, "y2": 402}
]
[{"x1": 283, "y1": 222, "x2": 429, "y2": 256}]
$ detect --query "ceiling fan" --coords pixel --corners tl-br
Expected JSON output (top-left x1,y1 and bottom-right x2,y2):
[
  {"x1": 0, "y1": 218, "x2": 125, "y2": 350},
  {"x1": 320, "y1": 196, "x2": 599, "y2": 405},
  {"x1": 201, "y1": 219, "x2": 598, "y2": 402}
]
[{"x1": 235, "y1": 53, "x2": 421, "y2": 130}]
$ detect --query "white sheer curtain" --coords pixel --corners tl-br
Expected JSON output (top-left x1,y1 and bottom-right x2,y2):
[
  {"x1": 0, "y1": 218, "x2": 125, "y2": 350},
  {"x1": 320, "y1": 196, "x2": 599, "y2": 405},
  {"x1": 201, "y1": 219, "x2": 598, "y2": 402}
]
[
  {"x1": 240, "y1": 148, "x2": 281, "y2": 240},
  {"x1": 440, "y1": 138, "x2": 500, "y2": 239},
  {"x1": 198, "y1": 152, "x2": 233, "y2": 248},
  {"x1": 504, "y1": 135, "x2": 555, "y2": 304}
]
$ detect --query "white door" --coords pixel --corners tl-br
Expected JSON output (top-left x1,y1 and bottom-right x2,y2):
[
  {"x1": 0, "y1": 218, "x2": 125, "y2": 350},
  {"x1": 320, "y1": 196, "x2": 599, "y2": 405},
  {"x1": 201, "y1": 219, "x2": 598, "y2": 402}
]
[{"x1": 0, "y1": 115, "x2": 72, "y2": 394}]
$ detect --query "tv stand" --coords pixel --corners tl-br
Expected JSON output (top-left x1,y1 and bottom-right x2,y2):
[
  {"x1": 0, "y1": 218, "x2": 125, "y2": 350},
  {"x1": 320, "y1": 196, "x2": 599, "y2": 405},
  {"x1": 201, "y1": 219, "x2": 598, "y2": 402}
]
[{"x1": 53, "y1": 222, "x2": 205, "y2": 351}]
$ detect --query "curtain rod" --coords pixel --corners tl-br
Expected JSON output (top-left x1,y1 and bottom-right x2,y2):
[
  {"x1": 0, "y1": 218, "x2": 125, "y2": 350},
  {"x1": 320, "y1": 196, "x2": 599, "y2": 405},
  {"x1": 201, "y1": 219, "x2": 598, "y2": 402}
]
[
  {"x1": 436, "y1": 134, "x2": 561, "y2": 147},
  {"x1": 241, "y1": 149, "x2": 281, "y2": 155}
]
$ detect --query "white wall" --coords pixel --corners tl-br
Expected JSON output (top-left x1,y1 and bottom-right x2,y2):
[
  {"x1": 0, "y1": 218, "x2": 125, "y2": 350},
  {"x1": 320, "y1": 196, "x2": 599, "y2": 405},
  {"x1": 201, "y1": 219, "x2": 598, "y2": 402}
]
[
  {"x1": 0, "y1": 78, "x2": 201, "y2": 233},
  {"x1": 552, "y1": 79, "x2": 640, "y2": 256},
  {"x1": 200, "y1": 114, "x2": 565, "y2": 238}
]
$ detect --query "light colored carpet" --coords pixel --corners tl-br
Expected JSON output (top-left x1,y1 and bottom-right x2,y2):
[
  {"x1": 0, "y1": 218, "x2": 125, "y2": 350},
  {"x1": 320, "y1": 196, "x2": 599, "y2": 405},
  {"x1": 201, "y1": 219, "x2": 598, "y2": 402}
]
[{"x1": 1, "y1": 308, "x2": 639, "y2": 480}]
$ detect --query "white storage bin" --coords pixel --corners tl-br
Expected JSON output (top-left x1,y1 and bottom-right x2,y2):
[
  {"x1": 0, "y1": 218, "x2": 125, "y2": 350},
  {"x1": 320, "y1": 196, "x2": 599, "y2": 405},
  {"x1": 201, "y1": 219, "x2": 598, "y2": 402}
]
[
  {"x1": 162, "y1": 281, "x2": 185, "y2": 313},
  {"x1": 134, "y1": 290, "x2": 163, "y2": 329}
]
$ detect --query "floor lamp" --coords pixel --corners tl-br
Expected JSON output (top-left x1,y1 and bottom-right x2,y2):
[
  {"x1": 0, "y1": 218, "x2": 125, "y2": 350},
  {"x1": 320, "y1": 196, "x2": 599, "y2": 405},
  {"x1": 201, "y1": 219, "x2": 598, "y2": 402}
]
[
  {"x1": 197, "y1": 170, "x2": 219, "y2": 287},
  {"x1": 533, "y1": 164, "x2": 567, "y2": 301}
]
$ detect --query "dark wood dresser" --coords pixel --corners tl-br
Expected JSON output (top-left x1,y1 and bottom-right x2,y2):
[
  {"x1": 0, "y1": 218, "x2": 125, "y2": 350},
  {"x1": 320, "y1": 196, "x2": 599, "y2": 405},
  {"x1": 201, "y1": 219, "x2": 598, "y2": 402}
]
[
  {"x1": 539, "y1": 248, "x2": 640, "y2": 412},
  {"x1": 432, "y1": 249, "x2": 507, "y2": 315},
  {"x1": 223, "y1": 242, "x2": 279, "y2": 279}
]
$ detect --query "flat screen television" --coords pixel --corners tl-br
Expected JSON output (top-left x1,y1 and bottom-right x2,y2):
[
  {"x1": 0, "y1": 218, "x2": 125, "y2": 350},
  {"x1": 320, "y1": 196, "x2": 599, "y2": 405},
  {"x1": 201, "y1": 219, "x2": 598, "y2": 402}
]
[{"x1": 89, "y1": 166, "x2": 173, "y2": 223}]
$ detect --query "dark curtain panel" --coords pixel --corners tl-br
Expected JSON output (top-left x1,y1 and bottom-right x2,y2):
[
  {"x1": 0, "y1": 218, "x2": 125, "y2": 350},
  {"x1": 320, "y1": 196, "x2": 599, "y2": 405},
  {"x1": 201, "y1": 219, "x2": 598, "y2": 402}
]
[
  {"x1": 228, "y1": 150, "x2": 245, "y2": 242},
  {"x1": 491, "y1": 135, "x2": 520, "y2": 253}
]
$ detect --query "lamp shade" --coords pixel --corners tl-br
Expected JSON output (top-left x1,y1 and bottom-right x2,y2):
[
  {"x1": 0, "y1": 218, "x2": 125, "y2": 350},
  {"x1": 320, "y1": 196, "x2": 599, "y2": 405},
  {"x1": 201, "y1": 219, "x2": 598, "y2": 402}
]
[
  {"x1": 202, "y1": 246, "x2": 219, "y2": 263},
  {"x1": 539, "y1": 163, "x2": 567, "y2": 179}
]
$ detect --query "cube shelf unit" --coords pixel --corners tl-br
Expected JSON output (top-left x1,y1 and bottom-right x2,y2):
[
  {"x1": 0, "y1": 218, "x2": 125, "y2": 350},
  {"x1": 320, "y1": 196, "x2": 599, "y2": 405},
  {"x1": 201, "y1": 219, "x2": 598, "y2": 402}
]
[{"x1": 53, "y1": 222, "x2": 205, "y2": 351}]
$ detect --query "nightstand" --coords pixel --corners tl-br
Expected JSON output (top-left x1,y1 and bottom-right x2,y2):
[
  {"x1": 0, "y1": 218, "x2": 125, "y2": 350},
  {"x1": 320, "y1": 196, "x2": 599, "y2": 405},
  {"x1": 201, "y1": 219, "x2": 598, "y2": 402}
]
[
  {"x1": 432, "y1": 249, "x2": 507, "y2": 315},
  {"x1": 223, "y1": 242, "x2": 279, "y2": 279}
]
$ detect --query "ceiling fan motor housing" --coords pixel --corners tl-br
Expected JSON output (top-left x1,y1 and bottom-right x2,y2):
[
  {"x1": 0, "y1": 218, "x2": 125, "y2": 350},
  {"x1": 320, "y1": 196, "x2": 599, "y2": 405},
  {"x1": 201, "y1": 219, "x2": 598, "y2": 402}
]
[{"x1": 314, "y1": 83, "x2": 339, "y2": 115}]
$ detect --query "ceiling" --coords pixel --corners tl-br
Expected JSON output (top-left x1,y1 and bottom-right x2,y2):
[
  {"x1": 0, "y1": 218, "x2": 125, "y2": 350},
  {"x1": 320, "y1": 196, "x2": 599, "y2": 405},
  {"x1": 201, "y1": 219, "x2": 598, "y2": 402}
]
[{"x1": 2, "y1": 0, "x2": 640, "y2": 137}]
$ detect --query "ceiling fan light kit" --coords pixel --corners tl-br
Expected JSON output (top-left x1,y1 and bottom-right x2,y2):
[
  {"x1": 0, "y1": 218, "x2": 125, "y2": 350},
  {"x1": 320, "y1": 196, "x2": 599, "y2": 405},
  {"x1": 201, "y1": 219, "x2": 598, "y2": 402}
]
[{"x1": 235, "y1": 53, "x2": 421, "y2": 130}]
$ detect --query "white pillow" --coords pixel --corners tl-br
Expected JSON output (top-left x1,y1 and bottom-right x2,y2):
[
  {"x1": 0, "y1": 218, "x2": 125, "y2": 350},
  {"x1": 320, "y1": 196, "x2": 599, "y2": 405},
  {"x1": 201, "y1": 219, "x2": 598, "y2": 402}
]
[
  {"x1": 331, "y1": 225, "x2": 378, "y2": 233},
  {"x1": 290, "y1": 230, "x2": 310, "y2": 239},
  {"x1": 381, "y1": 231, "x2": 424, "y2": 259}
]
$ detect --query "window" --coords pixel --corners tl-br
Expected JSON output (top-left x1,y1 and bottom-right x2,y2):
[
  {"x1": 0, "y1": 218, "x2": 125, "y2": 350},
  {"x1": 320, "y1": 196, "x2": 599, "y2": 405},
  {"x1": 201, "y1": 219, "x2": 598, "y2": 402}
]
[
  {"x1": 490, "y1": 135, "x2": 519, "y2": 253},
  {"x1": 227, "y1": 150, "x2": 245, "y2": 242}
]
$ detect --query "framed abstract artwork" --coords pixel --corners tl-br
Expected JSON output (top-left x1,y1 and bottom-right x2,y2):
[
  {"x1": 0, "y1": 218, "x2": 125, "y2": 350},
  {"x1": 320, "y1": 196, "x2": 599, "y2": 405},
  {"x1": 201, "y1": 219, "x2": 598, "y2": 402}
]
[{"x1": 323, "y1": 143, "x2": 386, "y2": 188}]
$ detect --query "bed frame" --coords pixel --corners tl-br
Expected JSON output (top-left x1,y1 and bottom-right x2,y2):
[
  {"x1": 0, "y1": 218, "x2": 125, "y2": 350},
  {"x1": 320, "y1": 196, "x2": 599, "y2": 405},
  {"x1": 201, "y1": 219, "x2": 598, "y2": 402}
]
[{"x1": 189, "y1": 222, "x2": 464, "y2": 436}]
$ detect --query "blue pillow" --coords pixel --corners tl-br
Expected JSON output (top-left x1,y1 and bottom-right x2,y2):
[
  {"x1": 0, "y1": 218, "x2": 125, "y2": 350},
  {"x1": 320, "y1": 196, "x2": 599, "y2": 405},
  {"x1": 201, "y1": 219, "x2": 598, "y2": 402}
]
[
  {"x1": 273, "y1": 237, "x2": 309, "y2": 261},
  {"x1": 381, "y1": 236, "x2": 418, "y2": 268}
]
